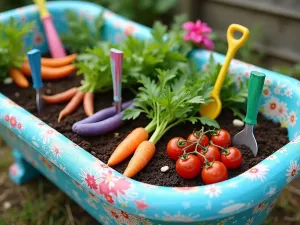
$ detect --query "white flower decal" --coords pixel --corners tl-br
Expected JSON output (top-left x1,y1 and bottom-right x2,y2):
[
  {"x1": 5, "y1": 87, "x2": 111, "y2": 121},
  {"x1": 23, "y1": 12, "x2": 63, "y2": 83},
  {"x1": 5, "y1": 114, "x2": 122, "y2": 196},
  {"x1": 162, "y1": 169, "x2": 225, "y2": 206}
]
[
  {"x1": 266, "y1": 187, "x2": 277, "y2": 197},
  {"x1": 276, "y1": 101, "x2": 288, "y2": 120},
  {"x1": 242, "y1": 164, "x2": 269, "y2": 181},
  {"x1": 50, "y1": 144, "x2": 63, "y2": 158},
  {"x1": 262, "y1": 87, "x2": 271, "y2": 97},
  {"x1": 278, "y1": 147, "x2": 287, "y2": 153},
  {"x1": 204, "y1": 184, "x2": 222, "y2": 198},
  {"x1": 288, "y1": 111, "x2": 297, "y2": 127},
  {"x1": 284, "y1": 88, "x2": 293, "y2": 98},
  {"x1": 245, "y1": 217, "x2": 254, "y2": 225},
  {"x1": 286, "y1": 160, "x2": 300, "y2": 183},
  {"x1": 266, "y1": 155, "x2": 278, "y2": 161},
  {"x1": 274, "y1": 87, "x2": 281, "y2": 95},
  {"x1": 40, "y1": 128, "x2": 56, "y2": 144},
  {"x1": 263, "y1": 97, "x2": 279, "y2": 118}
]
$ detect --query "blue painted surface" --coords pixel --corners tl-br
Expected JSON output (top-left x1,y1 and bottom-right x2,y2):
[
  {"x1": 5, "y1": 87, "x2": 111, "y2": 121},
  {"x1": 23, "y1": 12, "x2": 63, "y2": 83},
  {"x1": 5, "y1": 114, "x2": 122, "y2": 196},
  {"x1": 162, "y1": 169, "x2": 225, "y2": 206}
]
[{"x1": 0, "y1": 2, "x2": 299, "y2": 225}]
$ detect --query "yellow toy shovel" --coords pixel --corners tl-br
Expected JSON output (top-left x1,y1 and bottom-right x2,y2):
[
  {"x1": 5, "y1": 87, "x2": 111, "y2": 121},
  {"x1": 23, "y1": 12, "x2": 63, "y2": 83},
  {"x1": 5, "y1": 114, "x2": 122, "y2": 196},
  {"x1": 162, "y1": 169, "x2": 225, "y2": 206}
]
[{"x1": 200, "y1": 24, "x2": 250, "y2": 119}]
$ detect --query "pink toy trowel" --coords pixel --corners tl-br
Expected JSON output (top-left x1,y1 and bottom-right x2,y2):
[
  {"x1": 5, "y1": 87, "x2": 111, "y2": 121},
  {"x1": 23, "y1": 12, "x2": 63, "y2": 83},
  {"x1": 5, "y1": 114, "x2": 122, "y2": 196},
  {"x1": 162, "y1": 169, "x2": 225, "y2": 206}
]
[{"x1": 33, "y1": 0, "x2": 66, "y2": 58}]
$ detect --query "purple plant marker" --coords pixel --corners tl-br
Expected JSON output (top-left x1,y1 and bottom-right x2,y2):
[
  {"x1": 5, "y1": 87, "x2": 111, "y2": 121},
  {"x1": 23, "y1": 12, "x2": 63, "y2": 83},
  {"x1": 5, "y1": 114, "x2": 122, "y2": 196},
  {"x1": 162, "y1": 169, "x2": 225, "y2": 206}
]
[{"x1": 110, "y1": 48, "x2": 123, "y2": 113}]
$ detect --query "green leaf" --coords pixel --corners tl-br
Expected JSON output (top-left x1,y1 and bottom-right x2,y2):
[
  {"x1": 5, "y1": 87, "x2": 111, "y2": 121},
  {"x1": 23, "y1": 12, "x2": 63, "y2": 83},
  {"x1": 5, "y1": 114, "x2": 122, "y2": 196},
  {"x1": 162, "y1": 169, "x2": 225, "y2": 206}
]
[
  {"x1": 187, "y1": 96, "x2": 206, "y2": 104},
  {"x1": 122, "y1": 108, "x2": 144, "y2": 120},
  {"x1": 199, "y1": 117, "x2": 220, "y2": 128}
]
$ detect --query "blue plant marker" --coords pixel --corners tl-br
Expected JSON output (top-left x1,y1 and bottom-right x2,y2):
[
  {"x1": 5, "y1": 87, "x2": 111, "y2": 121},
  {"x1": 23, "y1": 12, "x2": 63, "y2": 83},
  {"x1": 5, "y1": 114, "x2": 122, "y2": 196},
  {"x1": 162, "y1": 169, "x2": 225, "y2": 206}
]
[{"x1": 27, "y1": 49, "x2": 44, "y2": 113}]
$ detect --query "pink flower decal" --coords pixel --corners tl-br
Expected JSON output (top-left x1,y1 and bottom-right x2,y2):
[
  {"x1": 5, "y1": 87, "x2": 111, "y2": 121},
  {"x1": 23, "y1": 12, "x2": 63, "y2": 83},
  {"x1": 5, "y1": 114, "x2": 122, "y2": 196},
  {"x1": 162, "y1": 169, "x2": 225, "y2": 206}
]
[
  {"x1": 10, "y1": 163, "x2": 19, "y2": 176},
  {"x1": 85, "y1": 174, "x2": 98, "y2": 190},
  {"x1": 182, "y1": 20, "x2": 214, "y2": 50},
  {"x1": 10, "y1": 116, "x2": 17, "y2": 127},
  {"x1": 17, "y1": 123, "x2": 22, "y2": 130},
  {"x1": 98, "y1": 170, "x2": 131, "y2": 197},
  {"x1": 134, "y1": 198, "x2": 149, "y2": 211},
  {"x1": 34, "y1": 32, "x2": 43, "y2": 45},
  {"x1": 4, "y1": 114, "x2": 9, "y2": 122},
  {"x1": 105, "y1": 194, "x2": 114, "y2": 204},
  {"x1": 124, "y1": 24, "x2": 135, "y2": 36}
]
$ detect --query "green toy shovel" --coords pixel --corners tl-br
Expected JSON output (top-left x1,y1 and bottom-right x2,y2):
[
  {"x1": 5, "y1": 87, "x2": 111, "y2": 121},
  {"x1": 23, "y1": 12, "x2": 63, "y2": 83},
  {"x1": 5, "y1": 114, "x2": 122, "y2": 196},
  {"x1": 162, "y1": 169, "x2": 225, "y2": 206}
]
[{"x1": 232, "y1": 71, "x2": 266, "y2": 156}]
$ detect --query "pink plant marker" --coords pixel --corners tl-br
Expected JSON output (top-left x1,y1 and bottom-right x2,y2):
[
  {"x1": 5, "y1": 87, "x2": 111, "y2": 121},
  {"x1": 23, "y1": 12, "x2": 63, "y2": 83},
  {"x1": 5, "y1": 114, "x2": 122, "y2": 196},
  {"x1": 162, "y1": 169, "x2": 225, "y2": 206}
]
[
  {"x1": 110, "y1": 48, "x2": 124, "y2": 113},
  {"x1": 42, "y1": 16, "x2": 66, "y2": 58},
  {"x1": 34, "y1": 0, "x2": 66, "y2": 58}
]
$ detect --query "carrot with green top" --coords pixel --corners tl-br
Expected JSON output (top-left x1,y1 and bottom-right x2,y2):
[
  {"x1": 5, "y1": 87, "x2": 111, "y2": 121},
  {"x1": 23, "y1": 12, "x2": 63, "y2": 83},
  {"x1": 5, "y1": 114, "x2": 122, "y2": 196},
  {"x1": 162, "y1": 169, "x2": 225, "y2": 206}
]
[
  {"x1": 39, "y1": 54, "x2": 77, "y2": 67},
  {"x1": 115, "y1": 69, "x2": 219, "y2": 177}
]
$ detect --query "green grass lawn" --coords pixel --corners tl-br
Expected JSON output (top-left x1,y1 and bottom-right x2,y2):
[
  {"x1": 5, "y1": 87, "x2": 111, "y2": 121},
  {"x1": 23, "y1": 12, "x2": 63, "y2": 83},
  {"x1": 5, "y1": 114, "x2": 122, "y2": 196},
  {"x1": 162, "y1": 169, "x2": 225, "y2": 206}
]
[{"x1": 1, "y1": 143, "x2": 300, "y2": 225}]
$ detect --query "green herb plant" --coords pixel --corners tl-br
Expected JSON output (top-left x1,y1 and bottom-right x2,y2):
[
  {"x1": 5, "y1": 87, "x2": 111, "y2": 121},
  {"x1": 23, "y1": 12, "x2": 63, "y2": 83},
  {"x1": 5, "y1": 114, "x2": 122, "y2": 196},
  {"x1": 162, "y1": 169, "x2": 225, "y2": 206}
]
[
  {"x1": 61, "y1": 10, "x2": 105, "y2": 53},
  {"x1": 0, "y1": 18, "x2": 34, "y2": 81},
  {"x1": 123, "y1": 68, "x2": 220, "y2": 145}
]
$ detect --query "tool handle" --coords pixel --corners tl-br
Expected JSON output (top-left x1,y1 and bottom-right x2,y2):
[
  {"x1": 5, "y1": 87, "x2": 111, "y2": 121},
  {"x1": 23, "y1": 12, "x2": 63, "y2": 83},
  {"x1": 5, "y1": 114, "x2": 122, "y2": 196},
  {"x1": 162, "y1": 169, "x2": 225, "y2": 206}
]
[
  {"x1": 42, "y1": 16, "x2": 66, "y2": 58},
  {"x1": 110, "y1": 48, "x2": 123, "y2": 111},
  {"x1": 244, "y1": 71, "x2": 266, "y2": 125},
  {"x1": 212, "y1": 24, "x2": 250, "y2": 97},
  {"x1": 27, "y1": 49, "x2": 43, "y2": 89},
  {"x1": 33, "y1": 0, "x2": 50, "y2": 18}
]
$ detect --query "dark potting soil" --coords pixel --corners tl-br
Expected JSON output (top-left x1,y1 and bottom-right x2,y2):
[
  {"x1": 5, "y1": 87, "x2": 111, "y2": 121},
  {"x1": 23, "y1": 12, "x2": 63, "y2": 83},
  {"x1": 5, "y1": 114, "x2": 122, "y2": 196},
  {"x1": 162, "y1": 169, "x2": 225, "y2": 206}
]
[{"x1": 0, "y1": 72, "x2": 289, "y2": 187}]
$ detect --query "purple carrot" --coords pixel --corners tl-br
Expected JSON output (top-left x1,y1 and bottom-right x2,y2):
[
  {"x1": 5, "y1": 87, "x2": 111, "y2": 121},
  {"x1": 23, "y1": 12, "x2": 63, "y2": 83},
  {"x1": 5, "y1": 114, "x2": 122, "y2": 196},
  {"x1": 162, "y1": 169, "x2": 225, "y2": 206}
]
[
  {"x1": 73, "y1": 104, "x2": 133, "y2": 136},
  {"x1": 72, "y1": 100, "x2": 133, "y2": 131}
]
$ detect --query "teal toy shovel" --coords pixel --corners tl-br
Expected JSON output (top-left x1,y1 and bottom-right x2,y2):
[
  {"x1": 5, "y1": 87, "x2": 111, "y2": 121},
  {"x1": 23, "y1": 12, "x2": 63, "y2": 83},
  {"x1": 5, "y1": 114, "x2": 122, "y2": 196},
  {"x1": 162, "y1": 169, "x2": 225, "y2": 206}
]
[
  {"x1": 27, "y1": 49, "x2": 44, "y2": 114},
  {"x1": 232, "y1": 71, "x2": 266, "y2": 156}
]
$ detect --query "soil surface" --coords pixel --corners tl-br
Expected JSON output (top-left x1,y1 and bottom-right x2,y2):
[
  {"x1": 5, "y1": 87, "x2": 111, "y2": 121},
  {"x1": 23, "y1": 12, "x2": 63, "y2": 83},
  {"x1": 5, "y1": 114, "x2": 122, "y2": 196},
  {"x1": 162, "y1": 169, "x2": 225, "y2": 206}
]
[{"x1": 0, "y1": 71, "x2": 289, "y2": 187}]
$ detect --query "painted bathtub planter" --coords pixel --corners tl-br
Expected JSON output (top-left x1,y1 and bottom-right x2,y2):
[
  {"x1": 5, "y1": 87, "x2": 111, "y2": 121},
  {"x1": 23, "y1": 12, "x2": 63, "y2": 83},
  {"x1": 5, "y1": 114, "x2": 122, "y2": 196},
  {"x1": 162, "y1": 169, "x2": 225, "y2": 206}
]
[{"x1": 0, "y1": 2, "x2": 299, "y2": 225}]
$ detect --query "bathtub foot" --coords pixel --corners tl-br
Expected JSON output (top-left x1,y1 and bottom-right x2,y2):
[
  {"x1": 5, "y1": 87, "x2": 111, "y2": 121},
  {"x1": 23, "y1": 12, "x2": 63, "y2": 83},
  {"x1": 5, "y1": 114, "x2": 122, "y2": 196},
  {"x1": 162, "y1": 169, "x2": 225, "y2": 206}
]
[{"x1": 9, "y1": 149, "x2": 41, "y2": 185}]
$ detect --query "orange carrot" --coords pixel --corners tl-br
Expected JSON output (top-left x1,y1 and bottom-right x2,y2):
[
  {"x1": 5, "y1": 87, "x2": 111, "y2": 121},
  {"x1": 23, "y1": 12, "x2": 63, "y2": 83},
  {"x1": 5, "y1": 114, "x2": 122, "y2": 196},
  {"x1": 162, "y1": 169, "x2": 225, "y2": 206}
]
[
  {"x1": 20, "y1": 62, "x2": 76, "y2": 80},
  {"x1": 39, "y1": 54, "x2": 77, "y2": 67},
  {"x1": 58, "y1": 91, "x2": 85, "y2": 122},
  {"x1": 42, "y1": 88, "x2": 78, "y2": 104},
  {"x1": 9, "y1": 68, "x2": 29, "y2": 88},
  {"x1": 83, "y1": 92, "x2": 94, "y2": 116},
  {"x1": 107, "y1": 127, "x2": 149, "y2": 166},
  {"x1": 123, "y1": 141, "x2": 156, "y2": 178}
]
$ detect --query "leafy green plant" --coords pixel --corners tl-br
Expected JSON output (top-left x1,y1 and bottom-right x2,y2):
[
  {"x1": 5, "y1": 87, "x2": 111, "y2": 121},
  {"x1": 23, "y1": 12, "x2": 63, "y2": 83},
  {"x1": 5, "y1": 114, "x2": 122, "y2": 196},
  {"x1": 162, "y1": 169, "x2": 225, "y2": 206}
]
[
  {"x1": 0, "y1": 17, "x2": 34, "y2": 81},
  {"x1": 75, "y1": 16, "x2": 192, "y2": 92},
  {"x1": 61, "y1": 10, "x2": 105, "y2": 53},
  {"x1": 123, "y1": 68, "x2": 219, "y2": 144}
]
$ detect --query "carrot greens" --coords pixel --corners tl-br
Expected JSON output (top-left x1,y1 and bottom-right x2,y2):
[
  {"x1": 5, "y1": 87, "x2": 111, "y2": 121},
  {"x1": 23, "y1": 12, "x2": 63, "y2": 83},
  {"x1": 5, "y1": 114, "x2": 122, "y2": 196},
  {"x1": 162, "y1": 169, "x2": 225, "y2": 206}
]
[
  {"x1": 123, "y1": 68, "x2": 220, "y2": 145},
  {"x1": 0, "y1": 18, "x2": 34, "y2": 81}
]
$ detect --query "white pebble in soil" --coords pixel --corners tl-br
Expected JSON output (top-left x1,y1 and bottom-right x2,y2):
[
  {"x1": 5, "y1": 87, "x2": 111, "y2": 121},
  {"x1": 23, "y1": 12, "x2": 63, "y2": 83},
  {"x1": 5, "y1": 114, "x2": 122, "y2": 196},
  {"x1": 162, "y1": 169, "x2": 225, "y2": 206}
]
[
  {"x1": 46, "y1": 83, "x2": 52, "y2": 87},
  {"x1": 80, "y1": 80, "x2": 85, "y2": 85},
  {"x1": 233, "y1": 119, "x2": 244, "y2": 127},
  {"x1": 3, "y1": 201, "x2": 12, "y2": 210},
  {"x1": 3, "y1": 77, "x2": 13, "y2": 85},
  {"x1": 14, "y1": 92, "x2": 20, "y2": 98},
  {"x1": 46, "y1": 89, "x2": 52, "y2": 94},
  {"x1": 160, "y1": 166, "x2": 169, "y2": 173}
]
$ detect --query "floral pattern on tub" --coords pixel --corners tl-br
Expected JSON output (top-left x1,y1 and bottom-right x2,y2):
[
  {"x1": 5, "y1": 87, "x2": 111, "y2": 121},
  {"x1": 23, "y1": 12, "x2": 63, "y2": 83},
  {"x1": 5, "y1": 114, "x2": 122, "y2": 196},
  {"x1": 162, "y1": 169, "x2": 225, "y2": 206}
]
[{"x1": 0, "y1": 1, "x2": 299, "y2": 225}]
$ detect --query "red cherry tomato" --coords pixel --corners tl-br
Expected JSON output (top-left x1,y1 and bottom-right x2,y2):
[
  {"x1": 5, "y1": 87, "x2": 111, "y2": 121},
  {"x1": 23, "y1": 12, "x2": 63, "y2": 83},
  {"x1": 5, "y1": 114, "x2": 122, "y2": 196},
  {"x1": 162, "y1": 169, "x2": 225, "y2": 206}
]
[
  {"x1": 187, "y1": 132, "x2": 209, "y2": 152},
  {"x1": 167, "y1": 137, "x2": 187, "y2": 160},
  {"x1": 201, "y1": 161, "x2": 228, "y2": 184},
  {"x1": 176, "y1": 154, "x2": 202, "y2": 179},
  {"x1": 211, "y1": 129, "x2": 231, "y2": 148},
  {"x1": 221, "y1": 147, "x2": 243, "y2": 169},
  {"x1": 197, "y1": 145, "x2": 221, "y2": 163}
]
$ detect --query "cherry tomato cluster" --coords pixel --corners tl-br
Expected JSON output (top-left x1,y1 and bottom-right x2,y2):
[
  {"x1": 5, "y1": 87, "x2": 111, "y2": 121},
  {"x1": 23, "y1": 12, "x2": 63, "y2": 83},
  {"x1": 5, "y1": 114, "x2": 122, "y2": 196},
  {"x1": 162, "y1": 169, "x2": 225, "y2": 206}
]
[{"x1": 166, "y1": 128, "x2": 243, "y2": 185}]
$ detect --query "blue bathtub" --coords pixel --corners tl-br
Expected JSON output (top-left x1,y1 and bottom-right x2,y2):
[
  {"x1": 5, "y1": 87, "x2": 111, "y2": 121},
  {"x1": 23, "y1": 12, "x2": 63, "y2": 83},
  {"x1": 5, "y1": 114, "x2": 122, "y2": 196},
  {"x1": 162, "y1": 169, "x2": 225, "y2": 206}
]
[{"x1": 0, "y1": 2, "x2": 299, "y2": 225}]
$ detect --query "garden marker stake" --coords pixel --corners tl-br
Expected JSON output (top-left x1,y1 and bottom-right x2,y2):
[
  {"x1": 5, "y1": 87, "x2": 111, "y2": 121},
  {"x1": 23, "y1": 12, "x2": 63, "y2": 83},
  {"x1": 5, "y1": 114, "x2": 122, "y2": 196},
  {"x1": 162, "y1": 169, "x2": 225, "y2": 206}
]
[
  {"x1": 110, "y1": 48, "x2": 124, "y2": 113},
  {"x1": 200, "y1": 24, "x2": 250, "y2": 119},
  {"x1": 232, "y1": 71, "x2": 266, "y2": 156},
  {"x1": 27, "y1": 49, "x2": 44, "y2": 113},
  {"x1": 33, "y1": 0, "x2": 66, "y2": 58}
]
